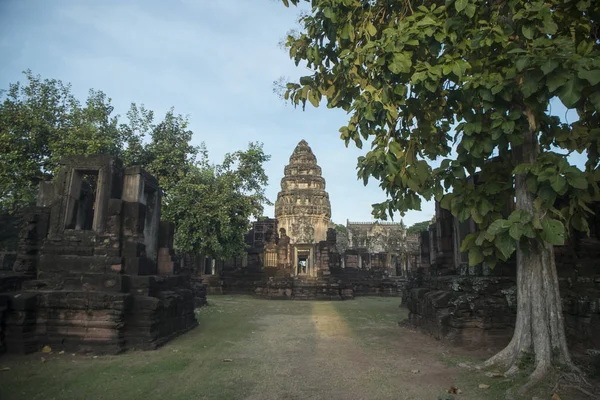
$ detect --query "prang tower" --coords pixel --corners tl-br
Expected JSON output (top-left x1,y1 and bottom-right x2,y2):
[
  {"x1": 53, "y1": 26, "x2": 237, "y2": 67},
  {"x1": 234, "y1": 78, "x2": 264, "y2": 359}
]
[{"x1": 274, "y1": 140, "x2": 332, "y2": 244}]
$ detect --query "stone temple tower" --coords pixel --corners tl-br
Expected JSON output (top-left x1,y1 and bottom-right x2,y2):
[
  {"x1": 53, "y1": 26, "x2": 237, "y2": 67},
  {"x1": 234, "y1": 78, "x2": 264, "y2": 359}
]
[{"x1": 275, "y1": 140, "x2": 332, "y2": 244}]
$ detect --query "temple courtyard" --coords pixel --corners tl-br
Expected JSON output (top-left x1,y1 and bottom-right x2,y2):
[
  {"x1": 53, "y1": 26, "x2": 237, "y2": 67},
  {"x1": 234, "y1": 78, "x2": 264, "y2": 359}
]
[{"x1": 0, "y1": 297, "x2": 588, "y2": 400}]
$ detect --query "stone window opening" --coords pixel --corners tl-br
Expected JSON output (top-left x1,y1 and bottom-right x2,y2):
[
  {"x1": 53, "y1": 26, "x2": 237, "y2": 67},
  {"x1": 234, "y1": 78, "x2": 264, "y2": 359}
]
[
  {"x1": 67, "y1": 171, "x2": 99, "y2": 231},
  {"x1": 143, "y1": 185, "x2": 158, "y2": 262}
]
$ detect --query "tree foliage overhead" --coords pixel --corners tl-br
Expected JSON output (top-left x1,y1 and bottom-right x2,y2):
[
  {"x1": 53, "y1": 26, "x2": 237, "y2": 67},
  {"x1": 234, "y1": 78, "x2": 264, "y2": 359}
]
[
  {"x1": 0, "y1": 71, "x2": 271, "y2": 259},
  {"x1": 282, "y1": 0, "x2": 599, "y2": 266},
  {"x1": 281, "y1": 0, "x2": 599, "y2": 388}
]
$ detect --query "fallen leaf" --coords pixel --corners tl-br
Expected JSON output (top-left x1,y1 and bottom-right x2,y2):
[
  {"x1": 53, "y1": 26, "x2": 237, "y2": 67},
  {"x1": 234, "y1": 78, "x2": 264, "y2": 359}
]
[
  {"x1": 478, "y1": 384, "x2": 490, "y2": 389},
  {"x1": 222, "y1": 359, "x2": 233, "y2": 362},
  {"x1": 485, "y1": 371, "x2": 504, "y2": 378},
  {"x1": 457, "y1": 362, "x2": 470, "y2": 369},
  {"x1": 411, "y1": 369, "x2": 420, "y2": 374},
  {"x1": 41, "y1": 345, "x2": 52, "y2": 353},
  {"x1": 93, "y1": 356, "x2": 98, "y2": 359},
  {"x1": 0, "y1": 367, "x2": 10, "y2": 372},
  {"x1": 551, "y1": 394, "x2": 561, "y2": 400},
  {"x1": 40, "y1": 357, "x2": 46, "y2": 363},
  {"x1": 448, "y1": 386, "x2": 458, "y2": 394},
  {"x1": 58, "y1": 351, "x2": 65, "y2": 355}
]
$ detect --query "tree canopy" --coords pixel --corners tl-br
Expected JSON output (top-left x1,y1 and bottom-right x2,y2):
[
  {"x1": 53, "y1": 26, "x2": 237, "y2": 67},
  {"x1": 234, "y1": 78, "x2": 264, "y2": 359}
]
[
  {"x1": 281, "y1": 1, "x2": 599, "y2": 265},
  {"x1": 280, "y1": 0, "x2": 599, "y2": 389},
  {"x1": 406, "y1": 220, "x2": 431, "y2": 234},
  {"x1": 0, "y1": 71, "x2": 271, "y2": 259}
]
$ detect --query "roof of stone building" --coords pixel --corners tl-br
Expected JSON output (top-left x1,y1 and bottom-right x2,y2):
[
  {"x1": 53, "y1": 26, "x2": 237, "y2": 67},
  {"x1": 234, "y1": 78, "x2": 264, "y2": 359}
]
[{"x1": 274, "y1": 140, "x2": 331, "y2": 219}]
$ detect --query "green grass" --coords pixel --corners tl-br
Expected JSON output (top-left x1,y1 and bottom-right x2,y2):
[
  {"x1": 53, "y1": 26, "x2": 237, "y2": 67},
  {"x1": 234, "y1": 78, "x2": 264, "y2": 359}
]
[
  {"x1": 0, "y1": 297, "x2": 410, "y2": 400},
  {"x1": 1, "y1": 296, "x2": 592, "y2": 400}
]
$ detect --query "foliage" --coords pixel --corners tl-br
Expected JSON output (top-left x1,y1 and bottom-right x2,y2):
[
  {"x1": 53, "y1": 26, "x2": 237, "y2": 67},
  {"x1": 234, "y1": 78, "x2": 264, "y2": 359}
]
[
  {"x1": 0, "y1": 72, "x2": 271, "y2": 259},
  {"x1": 407, "y1": 220, "x2": 431, "y2": 234},
  {"x1": 169, "y1": 142, "x2": 271, "y2": 258},
  {"x1": 0, "y1": 70, "x2": 123, "y2": 212},
  {"x1": 280, "y1": 0, "x2": 600, "y2": 266},
  {"x1": 334, "y1": 223, "x2": 348, "y2": 234}
]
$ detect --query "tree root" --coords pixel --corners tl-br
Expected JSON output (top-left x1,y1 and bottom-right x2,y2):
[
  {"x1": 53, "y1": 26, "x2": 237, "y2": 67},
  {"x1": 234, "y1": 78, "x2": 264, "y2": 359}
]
[
  {"x1": 485, "y1": 353, "x2": 598, "y2": 398},
  {"x1": 553, "y1": 371, "x2": 598, "y2": 399}
]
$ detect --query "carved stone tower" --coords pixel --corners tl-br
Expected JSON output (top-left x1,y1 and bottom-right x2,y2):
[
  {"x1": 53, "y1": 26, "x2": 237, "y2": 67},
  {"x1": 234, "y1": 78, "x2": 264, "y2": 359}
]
[{"x1": 275, "y1": 140, "x2": 332, "y2": 244}]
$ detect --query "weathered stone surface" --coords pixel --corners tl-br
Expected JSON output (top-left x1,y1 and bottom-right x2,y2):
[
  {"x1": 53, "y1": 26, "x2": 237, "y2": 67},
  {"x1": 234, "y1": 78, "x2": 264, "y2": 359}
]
[
  {"x1": 0, "y1": 156, "x2": 197, "y2": 355},
  {"x1": 404, "y1": 200, "x2": 600, "y2": 362},
  {"x1": 275, "y1": 140, "x2": 331, "y2": 246}
]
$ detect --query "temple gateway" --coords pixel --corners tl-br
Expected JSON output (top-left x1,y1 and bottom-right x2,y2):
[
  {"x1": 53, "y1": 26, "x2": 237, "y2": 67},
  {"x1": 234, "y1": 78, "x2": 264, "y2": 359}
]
[{"x1": 200, "y1": 140, "x2": 420, "y2": 299}]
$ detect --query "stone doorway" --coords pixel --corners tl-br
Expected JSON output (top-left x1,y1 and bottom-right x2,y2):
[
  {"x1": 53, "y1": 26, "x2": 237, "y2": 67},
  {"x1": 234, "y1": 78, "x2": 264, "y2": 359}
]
[
  {"x1": 294, "y1": 247, "x2": 313, "y2": 276},
  {"x1": 297, "y1": 254, "x2": 308, "y2": 275}
]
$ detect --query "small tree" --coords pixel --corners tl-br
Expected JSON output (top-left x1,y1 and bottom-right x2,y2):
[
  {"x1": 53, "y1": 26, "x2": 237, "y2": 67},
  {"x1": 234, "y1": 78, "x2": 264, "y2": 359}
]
[
  {"x1": 280, "y1": 0, "x2": 599, "y2": 390},
  {"x1": 168, "y1": 142, "x2": 271, "y2": 259}
]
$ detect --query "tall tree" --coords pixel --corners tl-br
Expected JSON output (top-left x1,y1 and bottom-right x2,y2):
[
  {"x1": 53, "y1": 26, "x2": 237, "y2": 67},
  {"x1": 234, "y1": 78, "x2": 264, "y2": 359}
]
[
  {"x1": 280, "y1": 0, "x2": 599, "y2": 390},
  {"x1": 0, "y1": 71, "x2": 122, "y2": 212}
]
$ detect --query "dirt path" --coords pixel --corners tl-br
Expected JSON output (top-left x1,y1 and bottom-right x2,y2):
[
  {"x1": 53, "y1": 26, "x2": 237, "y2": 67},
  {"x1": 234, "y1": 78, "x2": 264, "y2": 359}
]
[{"x1": 214, "y1": 299, "x2": 473, "y2": 400}]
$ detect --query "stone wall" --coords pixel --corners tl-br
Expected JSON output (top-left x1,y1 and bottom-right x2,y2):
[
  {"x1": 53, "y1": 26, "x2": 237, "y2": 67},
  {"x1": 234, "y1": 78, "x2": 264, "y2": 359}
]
[
  {"x1": 405, "y1": 206, "x2": 600, "y2": 357},
  {"x1": 0, "y1": 155, "x2": 198, "y2": 355}
]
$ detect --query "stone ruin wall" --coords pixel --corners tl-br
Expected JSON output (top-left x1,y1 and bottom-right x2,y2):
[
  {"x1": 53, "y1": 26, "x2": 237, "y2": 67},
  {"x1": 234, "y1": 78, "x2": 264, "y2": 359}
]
[
  {"x1": 404, "y1": 203, "x2": 600, "y2": 361},
  {"x1": 0, "y1": 155, "x2": 200, "y2": 355}
]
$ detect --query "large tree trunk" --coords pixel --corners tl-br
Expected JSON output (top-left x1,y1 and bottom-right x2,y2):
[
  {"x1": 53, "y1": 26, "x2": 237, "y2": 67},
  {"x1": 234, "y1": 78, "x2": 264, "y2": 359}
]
[{"x1": 485, "y1": 110, "x2": 573, "y2": 390}]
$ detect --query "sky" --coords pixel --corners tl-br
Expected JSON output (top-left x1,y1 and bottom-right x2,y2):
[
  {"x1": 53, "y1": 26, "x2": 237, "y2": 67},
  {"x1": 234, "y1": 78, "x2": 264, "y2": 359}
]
[
  {"x1": 0, "y1": 0, "x2": 437, "y2": 226},
  {"x1": 0, "y1": 0, "x2": 584, "y2": 227}
]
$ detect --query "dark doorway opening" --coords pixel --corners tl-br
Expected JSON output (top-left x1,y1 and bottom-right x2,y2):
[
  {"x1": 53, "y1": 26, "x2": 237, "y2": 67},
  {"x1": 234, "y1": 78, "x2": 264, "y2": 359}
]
[{"x1": 297, "y1": 255, "x2": 308, "y2": 274}]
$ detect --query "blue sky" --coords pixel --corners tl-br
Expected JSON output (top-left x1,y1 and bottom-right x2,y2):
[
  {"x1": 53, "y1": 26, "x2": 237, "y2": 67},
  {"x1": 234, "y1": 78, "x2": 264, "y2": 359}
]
[
  {"x1": 0, "y1": 0, "x2": 435, "y2": 226},
  {"x1": 0, "y1": 0, "x2": 585, "y2": 227}
]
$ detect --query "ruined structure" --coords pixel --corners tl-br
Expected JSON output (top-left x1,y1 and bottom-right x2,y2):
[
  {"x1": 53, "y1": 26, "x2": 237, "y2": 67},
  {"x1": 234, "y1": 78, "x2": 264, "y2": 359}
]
[
  {"x1": 343, "y1": 221, "x2": 419, "y2": 275},
  {"x1": 199, "y1": 140, "x2": 420, "y2": 299},
  {"x1": 0, "y1": 156, "x2": 197, "y2": 355},
  {"x1": 404, "y1": 200, "x2": 600, "y2": 361}
]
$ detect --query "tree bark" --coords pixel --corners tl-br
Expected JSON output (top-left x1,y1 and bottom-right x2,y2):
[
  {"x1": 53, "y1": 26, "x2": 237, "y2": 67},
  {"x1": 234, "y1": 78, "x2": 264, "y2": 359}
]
[{"x1": 485, "y1": 109, "x2": 573, "y2": 391}]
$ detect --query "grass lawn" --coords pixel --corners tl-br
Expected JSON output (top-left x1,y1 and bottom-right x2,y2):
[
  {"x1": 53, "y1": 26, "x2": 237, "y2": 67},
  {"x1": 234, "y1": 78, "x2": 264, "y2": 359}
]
[{"x1": 0, "y1": 296, "x2": 591, "y2": 400}]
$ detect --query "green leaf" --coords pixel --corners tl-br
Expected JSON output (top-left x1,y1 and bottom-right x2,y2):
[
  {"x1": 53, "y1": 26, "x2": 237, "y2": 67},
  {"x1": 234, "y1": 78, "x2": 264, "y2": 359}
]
[
  {"x1": 366, "y1": 22, "x2": 377, "y2": 36},
  {"x1": 541, "y1": 60, "x2": 559, "y2": 75},
  {"x1": 465, "y1": 4, "x2": 476, "y2": 18},
  {"x1": 546, "y1": 74, "x2": 567, "y2": 92},
  {"x1": 571, "y1": 213, "x2": 589, "y2": 233},
  {"x1": 566, "y1": 172, "x2": 587, "y2": 189},
  {"x1": 488, "y1": 219, "x2": 510, "y2": 234},
  {"x1": 550, "y1": 175, "x2": 566, "y2": 192},
  {"x1": 509, "y1": 224, "x2": 523, "y2": 241},
  {"x1": 494, "y1": 233, "x2": 516, "y2": 259},
  {"x1": 541, "y1": 218, "x2": 565, "y2": 245},
  {"x1": 516, "y1": 57, "x2": 529, "y2": 72},
  {"x1": 542, "y1": 19, "x2": 558, "y2": 35},
  {"x1": 578, "y1": 69, "x2": 600, "y2": 86},
  {"x1": 558, "y1": 77, "x2": 583, "y2": 108},
  {"x1": 455, "y1": 0, "x2": 468, "y2": 12},
  {"x1": 308, "y1": 89, "x2": 320, "y2": 107},
  {"x1": 468, "y1": 247, "x2": 484, "y2": 266},
  {"x1": 388, "y1": 53, "x2": 412, "y2": 74},
  {"x1": 522, "y1": 25, "x2": 535, "y2": 40}
]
